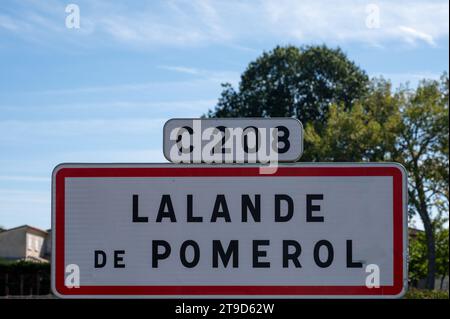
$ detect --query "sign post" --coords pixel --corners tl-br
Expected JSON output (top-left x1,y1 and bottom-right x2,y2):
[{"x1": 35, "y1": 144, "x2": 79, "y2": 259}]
[{"x1": 52, "y1": 163, "x2": 407, "y2": 298}]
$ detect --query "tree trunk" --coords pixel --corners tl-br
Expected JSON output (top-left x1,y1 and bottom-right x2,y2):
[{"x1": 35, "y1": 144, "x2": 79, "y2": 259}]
[
  {"x1": 413, "y1": 161, "x2": 436, "y2": 290},
  {"x1": 421, "y1": 217, "x2": 436, "y2": 290}
]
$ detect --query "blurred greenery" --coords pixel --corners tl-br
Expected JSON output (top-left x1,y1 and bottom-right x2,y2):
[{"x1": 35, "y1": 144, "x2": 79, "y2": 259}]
[
  {"x1": 0, "y1": 259, "x2": 50, "y2": 270},
  {"x1": 0, "y1": 260, "x2": 51, "y2": 296},
  {"x1": 404, "y1": 288, "x2": 449, "y2": 299},
  {"x1": 206, "y1": 45, "x2": 369, "y2": 162},
  {"x1": 0, "y1": 257, "x2": 17, "y2": 265}
]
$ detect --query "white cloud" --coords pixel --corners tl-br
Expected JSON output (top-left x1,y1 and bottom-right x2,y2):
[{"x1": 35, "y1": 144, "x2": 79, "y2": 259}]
[
  {"x1": 259, "y1": 0, "x2": 448, "y2": 47},
  {"x1": 24, "y1": 72, "x2": 239, "y2": 96},
  {"x1": 99, "y1": 14, "x2": 207, "y2": 46},
  {"x1": 0, "y1": 175, "x2": 49, "y2": 182},
  {"x1": 1, "y1": 0, "x2": 447, "y2": 49},
  {"x1": 398, "y1": 26, "x2": 436, "y2": 46},
  {"x1": 157, "y1": 65, "x2": 240, "y2": 84},
  {"x1": 158, "y1": 65, "x2": 201, "y2": 75},
  {"x1": 0, "y1": 14, "x2": 19, "y2": 31}
]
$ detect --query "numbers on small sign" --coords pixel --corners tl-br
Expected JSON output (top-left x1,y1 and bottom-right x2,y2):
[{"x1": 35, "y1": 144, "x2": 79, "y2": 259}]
[
  {"x1": 275, "y1": 125, "x2": 290, "y2": 154},
  {"x1": 212, "y1": 126, "x2": 229, "y2": 155},
  {"x1": 175, "y1": 126, "x2": 194, "y2": 154},
  {"x1": 243, "y1": 126, "x2": 260, "y2": 153},
  {"x1": 173, "y1": 125, "x2": 292, "y2": 155}
]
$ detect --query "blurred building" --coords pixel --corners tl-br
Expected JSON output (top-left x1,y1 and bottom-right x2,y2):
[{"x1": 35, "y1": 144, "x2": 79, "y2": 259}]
[{"x1": 0, "y1": 225, "x2": 51, "y2": 262}]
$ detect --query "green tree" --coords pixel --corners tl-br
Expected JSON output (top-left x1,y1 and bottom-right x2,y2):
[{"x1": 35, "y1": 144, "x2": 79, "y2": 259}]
[
  {"x1": 434, "y1": 214, "x2": 449, "y2": 290},
  {"x1": 408, "y1": 218, "x2": 449, "y2": 290},
  {"x1": 305, "y1": 78, "x2": 401, "y2": 161},
  {"x1": 409, "y1": 230, "x2": 428, "y2": 286},
  {"x1": 394, "y1": 75, "x2": 449, "y2": 289},
  {"x1": 207, "y1": 45, "x2": 369, "y2": 160}
]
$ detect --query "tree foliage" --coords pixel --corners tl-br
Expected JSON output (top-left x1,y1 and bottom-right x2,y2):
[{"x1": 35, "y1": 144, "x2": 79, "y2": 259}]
[
  {"x1": 305, "y1": 78, "x2": 401, "y2": 161},
  {"x1": 434, "y1": 215, "x2": 449, "y2": 289},
  {"x1": 409, "y1": 230, "x2": 428, "y2": 284},
  {"x1": 409, "y1": 219, "x2": 449, "y2": 289},
  {"x1": 207, "y1": 45, "x2": 369, "y2": 161},
  {"x1": 394, "y1": 75, "x2": 449, "y2": 289}
]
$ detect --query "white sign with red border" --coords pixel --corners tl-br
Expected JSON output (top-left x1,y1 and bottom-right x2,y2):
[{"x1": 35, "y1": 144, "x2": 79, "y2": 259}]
[{"x1": 51, "y1": 163, "x2": 408, "y2": 298}]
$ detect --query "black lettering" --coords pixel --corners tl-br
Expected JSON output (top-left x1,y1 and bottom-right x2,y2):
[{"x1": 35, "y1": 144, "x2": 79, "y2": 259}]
[
  {"x1": 152, "y1": 240, "x2": 171, "y2": 267},
  {"x1": 211, "y1": 195, "x2": 231, "y2": 222},
  {"x1": 212, "y1": 126, "x2": 229, "y2": 155},
  {"x1": 176, "y1": 126, "x2": 194, "y2": 153},
  {"x1": 156, "y1": 195, "x2": 176, "y2": 222},
  {"x1": 94, "y1": 250, "x2": 107, "y2": 268},
  {"x1": 243, "y1": 126, "x2": 260, "y2": 153},
  {"x1": 283, "y1": 240, "x2": 302, "y2": 268},
  {"x1": 114, "y1": 250, "x2": 126, "y2": 268},
  {"x1": 212, "y1": 240, "x2": 239, "y2": 268},
  {"x1": 314, "y1": 240, "x2": 334, "y2": 268},
  {"x1": 306, "y1": 194, "x2": 324, "y2": 222},
  {"x1": 187, "y1": 194, "x2": 202, "y2": 222},
  {"x1": 275, "y1": 194, "x2": 293, "y2": 222},
  {"x1": 253, "y1": 240, "x2": 270, "y2": 268},
  {"x1": 132, "y1": 194, "x2": 148, "y2": 223},
  {"x1": 180, "y1": 240, "x2": 200, "y2": 268},
  {"x1": 276, "y1": 125, "x2": 290, "y2": 154},
  {"x1": 346, "y1": 240, "x2": 363, "y2": 268},
  {"x1": 242, "y1": 194, "x2": 261, "y2": 222}
]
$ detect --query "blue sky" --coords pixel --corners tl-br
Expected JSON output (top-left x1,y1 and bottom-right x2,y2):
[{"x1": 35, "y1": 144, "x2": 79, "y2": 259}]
[{"x1": 0, "y1": 0, "x2": 448, "y2": 230}]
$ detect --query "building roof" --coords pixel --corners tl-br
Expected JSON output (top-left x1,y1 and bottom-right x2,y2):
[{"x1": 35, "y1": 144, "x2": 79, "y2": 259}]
[{"x1": 0, "y1": 225, "x2": 48, "y2": 236}]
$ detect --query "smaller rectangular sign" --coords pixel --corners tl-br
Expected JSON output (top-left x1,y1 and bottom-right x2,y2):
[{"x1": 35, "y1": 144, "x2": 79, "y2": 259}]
[{"x1": 163, "y1": 118, "x2": 303, "y2": 163}]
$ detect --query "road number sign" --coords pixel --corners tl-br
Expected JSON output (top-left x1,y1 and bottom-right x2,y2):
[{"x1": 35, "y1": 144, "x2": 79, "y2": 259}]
[
  {"x1": 52, "y1": 163, "x2": 407, "y2": 298},
  {"x1": 163, "y1": 118, "x2": 303, "y2": 163}
]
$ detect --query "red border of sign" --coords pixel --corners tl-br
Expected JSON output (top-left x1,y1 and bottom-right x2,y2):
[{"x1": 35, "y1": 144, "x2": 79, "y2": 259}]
[{"x1": 53, "y1": 166, "x2": 405, "y2": 296}]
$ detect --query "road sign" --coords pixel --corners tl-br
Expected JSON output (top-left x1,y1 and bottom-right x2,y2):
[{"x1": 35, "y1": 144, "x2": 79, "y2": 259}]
[
  {"x1": 163, "y1": 118, "x2": 303, "y2": 163},
  {"x1": 52, "y1": 163, "x2": 407, "y2": 298}
]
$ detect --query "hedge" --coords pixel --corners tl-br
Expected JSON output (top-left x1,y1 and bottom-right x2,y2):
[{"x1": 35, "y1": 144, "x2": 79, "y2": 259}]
[
  {"x1": 0, "y1": 260, "x2": 50, "y2": 296},
  {"x1": 404, "y1": 288, "x2": 449, "y2": 299}
]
